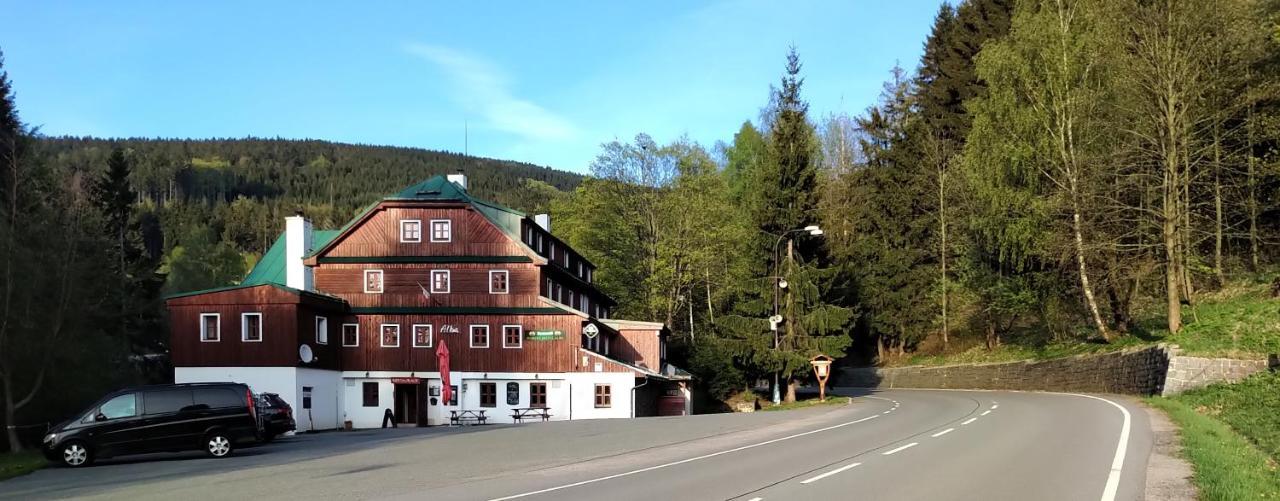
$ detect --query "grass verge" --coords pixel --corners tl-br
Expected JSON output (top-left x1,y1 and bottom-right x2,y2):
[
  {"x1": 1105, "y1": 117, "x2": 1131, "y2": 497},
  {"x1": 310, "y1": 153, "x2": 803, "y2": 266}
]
[
  {"x1": 1147, "y1": 397, "x2": 1280, "y2": 500},
  {"x1": 0, "y1": 451, "x2": 45, "y2": 482},
  {"x1": 1147, "y1": 372, "x2": 1280, "y2": 499},
  {"x1": 760, "y1": 396, "x2": 852, "y2": 412}
]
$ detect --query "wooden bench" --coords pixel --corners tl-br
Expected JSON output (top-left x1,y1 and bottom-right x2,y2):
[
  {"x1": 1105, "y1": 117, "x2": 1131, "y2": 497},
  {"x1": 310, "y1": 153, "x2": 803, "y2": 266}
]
[
  {"x1": 449, "y1": 410, "x2": 488, "y2": 426},
  {"x1": 510, "y1": 407, "x2": 551, "y2": 423}
]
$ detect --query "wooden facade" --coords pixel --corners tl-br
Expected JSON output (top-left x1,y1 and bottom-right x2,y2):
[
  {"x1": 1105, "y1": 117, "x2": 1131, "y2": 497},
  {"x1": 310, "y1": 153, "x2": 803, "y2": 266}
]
[{"x1": 168, "y1": 186, "x2": 637, "y2": 376}]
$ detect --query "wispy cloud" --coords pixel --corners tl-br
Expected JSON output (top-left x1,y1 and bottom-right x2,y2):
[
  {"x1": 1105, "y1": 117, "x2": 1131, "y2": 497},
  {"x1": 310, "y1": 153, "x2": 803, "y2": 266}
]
[{"x1": 405, "y1": 43, "x2": 577, "y2": 142}]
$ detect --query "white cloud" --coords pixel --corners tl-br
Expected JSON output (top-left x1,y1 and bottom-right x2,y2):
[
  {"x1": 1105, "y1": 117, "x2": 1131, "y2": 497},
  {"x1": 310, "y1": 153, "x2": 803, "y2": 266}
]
[{"x1": 405, "y1": 43, "x2": 578, "y2": 142}]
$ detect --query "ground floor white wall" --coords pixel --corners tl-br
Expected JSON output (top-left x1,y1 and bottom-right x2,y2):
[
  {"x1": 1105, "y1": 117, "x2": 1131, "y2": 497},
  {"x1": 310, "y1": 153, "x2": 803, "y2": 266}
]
[
  {"x1": 177, "y1": 367, "x2": 639, "y2": 430},
  {"x1": 175, "y1": 366, "x2": 341, "y2": 432},
  {"x1": 341, "y1": 371, "x2": 637, "y2": 428}
]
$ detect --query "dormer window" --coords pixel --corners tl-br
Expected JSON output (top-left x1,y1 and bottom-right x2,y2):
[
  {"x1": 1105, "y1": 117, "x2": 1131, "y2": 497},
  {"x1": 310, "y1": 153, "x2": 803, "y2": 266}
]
[
  {"x1": 430, "y1": 219, "x2": 452, "y2": 242},
  {"x1": 400, "y1": 220, "x2": 422, "y2": 243}
]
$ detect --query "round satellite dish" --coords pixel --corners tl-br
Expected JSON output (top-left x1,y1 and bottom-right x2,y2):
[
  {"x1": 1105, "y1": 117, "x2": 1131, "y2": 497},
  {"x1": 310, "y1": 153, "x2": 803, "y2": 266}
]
[{"x1": 299, "y1": 344, "x2": 314, "y2": 363}]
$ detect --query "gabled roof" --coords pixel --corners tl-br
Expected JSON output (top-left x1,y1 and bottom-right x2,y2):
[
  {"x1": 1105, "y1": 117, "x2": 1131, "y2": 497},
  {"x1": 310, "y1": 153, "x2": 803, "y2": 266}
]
[{"x1": 307, "y1": 176, "x2": 539, "y2": 260}]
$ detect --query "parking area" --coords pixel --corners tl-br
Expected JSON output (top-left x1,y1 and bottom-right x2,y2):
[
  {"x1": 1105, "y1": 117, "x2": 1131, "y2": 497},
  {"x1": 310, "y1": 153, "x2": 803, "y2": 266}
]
[{"x1": 0, "y1": 425, "x2": 495, "y2": 500}]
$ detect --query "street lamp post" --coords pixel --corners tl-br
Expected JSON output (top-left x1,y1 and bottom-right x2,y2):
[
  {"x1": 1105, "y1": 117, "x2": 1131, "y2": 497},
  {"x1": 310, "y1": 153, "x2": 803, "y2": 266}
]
[{"x1": 770, "y1": 225, "x2": 823, "y2": 405}]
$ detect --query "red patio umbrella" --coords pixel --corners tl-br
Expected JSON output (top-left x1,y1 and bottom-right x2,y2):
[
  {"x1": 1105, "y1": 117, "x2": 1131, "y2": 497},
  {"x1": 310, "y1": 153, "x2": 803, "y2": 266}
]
[{"x1": 437, "y1": 340, "x2": 452, "y2": 406}]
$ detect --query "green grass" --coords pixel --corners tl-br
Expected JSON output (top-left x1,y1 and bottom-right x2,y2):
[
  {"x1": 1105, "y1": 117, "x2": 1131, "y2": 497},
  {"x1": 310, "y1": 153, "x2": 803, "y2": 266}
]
[
  {"x1": 0, "y1": 451, "x2": 45, "y2": 481},
  {"x1": 760, "y1": 396, "x2": 852, "y2": 412},
  {"x1": 893, "y1": 276, "x2": 1279, "y2": 368},
  {"x1": 1167, "y1": 372, "x2": 1280, "y2": 459}
]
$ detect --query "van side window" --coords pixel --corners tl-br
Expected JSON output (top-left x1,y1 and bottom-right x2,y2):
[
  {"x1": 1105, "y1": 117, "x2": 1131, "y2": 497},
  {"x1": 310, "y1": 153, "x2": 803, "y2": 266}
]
[
  {"x1": 99, "y1": 393, "x2": 138, "y2": 419},
  {"x1": 144, "y1": 390, "x2": 194, "y2": 415},
  {"x1": 194, "y1": 388, "x2": 245, "y2": 409}
]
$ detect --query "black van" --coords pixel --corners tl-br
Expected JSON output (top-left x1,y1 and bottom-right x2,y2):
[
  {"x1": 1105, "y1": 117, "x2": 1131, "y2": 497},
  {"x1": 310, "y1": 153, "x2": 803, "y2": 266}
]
[{"x1": 42, "y1": 382, "x2": 261, "y2": 467}]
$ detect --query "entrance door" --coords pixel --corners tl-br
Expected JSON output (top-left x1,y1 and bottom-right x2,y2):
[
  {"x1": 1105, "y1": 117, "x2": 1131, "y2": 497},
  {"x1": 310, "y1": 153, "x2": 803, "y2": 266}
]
[{"x1": 394, "y1": 384, "x2": 419, "y2": 426}]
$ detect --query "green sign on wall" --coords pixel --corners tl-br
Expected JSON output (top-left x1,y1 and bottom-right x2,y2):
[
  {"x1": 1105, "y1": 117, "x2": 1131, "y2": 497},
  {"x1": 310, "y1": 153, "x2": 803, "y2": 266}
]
[{"x1": 527, "y1": 330, "x2": 565, "y2": 341}]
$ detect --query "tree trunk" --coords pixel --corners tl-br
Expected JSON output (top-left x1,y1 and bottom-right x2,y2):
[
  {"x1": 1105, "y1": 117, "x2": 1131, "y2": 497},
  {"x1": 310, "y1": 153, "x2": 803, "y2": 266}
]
[
  {"x1": 1247, "y1": 100, "x2": 1259, "y2": 271},
  {"x1": 784, "y1": 379, "x2": 797, "y2": 404},
  {"x1": 1071, "y1": 195, "x2": 1111, "y2": 342},
  {"x1": 1164, "y1": 172, "x2": 1183, "y2": 333},
  {"x1": 1213, "y1": 126, "x2": 1225, "y2": 287},
  {"x1": 938, "y1": 166, "x2": 949, "y2": 350},
  {"x1": 3, "y1": 374, "x2": 21, "y2": 452}
]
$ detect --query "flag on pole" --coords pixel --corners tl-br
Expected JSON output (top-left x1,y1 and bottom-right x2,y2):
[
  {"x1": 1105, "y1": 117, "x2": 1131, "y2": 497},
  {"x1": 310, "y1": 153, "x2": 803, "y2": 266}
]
[
  {"x1": 437, "y1": 340, "x2": 452, "y2": 407},
  {"x1": 416, "y1": 281, "x2": 432, "y2": 305}
]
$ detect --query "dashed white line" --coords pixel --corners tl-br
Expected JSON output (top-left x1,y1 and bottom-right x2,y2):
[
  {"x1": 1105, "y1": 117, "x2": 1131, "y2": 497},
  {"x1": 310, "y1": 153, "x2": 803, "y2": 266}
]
[
  {"x1": 931, "y1": 428, "x2": 955, "y2": 438},
  {"x1": 961, "y1": 417, "x2": 978, "y2": 425},
  {"x1": 980, "y1": 410, "x2": 992, "y2": 416},
  {"x1": 486, "y1": 413, "x2": 882, "y2": 500},
  {"x1": 800, "y1": 462, "x2": 862, "y2": 484},
  {"x1": 991, "y1": 404, "x2": 999, "y2": 409},
  {"x1": 882, "y1": 442, "x2": 918, "y2": 455},
  {"x1": 747, "y1": 498, "x2": 763, "y2": 501}
]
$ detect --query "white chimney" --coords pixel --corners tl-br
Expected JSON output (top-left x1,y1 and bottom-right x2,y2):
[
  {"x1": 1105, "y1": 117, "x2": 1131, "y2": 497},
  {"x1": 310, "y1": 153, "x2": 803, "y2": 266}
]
[
  {"x1": 534, "y1": 213, "x2": 551, "y2": 233},
  {"x1": 447, "y1": 173, "x2": 467, "y2": 190},
  {"x1": 285, "y1": 215, "x2": 314, "y2": 291}
]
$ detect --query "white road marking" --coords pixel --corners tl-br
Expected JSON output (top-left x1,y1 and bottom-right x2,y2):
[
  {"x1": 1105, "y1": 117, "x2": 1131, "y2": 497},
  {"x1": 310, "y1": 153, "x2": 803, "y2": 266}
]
[
  {"x1": 1065, "y1": 393, "x2": 1132, "y2": 501},
  {"x1": 800, "y1": 462, "x2": 862, "y2": 484},
  {"x1": 487, "y1": 413, "x2": 884, "y2": 500},
  {"x1": 881, "y1": 410, "x2": 891, "y2": 414},
  {"x1": 961, "y1": 417, "x2": 977, "y2": 425},
  {"x1": 931, "y1": 428, "x2": 955, "y2": 438},
  {"x1": 980, "y1": 410, "x2": 991, "y2": 416},
  {"x1": 991, "y1": 404, "x2": 999, "y2": 409},
  {"x1": 882, "y1": 442, "x2": 918, "y2": 455},
  {"x1": 747, "y1": 498, "x2": 763, "y2": 501}
]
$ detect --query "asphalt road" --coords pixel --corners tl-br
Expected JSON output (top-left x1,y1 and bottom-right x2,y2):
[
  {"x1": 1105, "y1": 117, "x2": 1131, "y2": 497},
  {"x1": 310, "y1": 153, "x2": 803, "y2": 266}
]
[{"x1": 0, "y1": 388, "x2": 1152, "y2": 501}]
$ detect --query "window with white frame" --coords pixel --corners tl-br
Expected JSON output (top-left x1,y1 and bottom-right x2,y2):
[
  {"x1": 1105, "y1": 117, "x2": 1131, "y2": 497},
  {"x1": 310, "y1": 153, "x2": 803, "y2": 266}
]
[
  {"x1": 412, "y1": 324, "x2": 432, "y2": 348},
  {"x1": 342, "y1": 323, "x2": 359, "y2": 347},
  {"x1": 489, "y1": 270, "x2": 509, "y2": 294},
  {"x1": 430, "y1": 270, "x2": 450, "y2": 293},
  {"x1": 364, "y1": 269, "x2": 384, "y2": 293},
  {"x1": 315, "y1": 316, "x2": 329, "y2": 345},
  {"x1": 241, "y1": 313, "x2": 263, "y2": 342},
  {"x1": 200, "y1": 313, "x2": 220, "y2": 342},
  {"x1": 470, "y1": 324, "x2": 489, "y2": 348},
  {"x1": 400, "y1": 219, "x2": 422, "y2": 243},
  {"x1": 503, "y1": 325, "x2": 522, "y2": 349},
  {"x1": 430, "y1": 219, "x2": 452, "y2": 242},
  {"x1": 380, "y1": 324, "x2": 400, "y2": 347}
]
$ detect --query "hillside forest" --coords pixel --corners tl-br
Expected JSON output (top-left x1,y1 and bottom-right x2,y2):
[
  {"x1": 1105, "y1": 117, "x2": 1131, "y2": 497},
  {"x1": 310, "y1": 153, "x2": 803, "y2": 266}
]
[{"x1": 3, "y1": 0, "x2": 1280, "y2": 450}]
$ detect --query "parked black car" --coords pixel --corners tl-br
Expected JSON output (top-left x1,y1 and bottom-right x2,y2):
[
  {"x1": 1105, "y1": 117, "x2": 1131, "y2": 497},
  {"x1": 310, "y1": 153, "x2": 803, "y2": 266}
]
[
  {"x1": 255, "y1": 392, "x2": 296, "y2": 441},
  {"x1": 42, "y1": 382, "x2": 261, "y2": 467}
]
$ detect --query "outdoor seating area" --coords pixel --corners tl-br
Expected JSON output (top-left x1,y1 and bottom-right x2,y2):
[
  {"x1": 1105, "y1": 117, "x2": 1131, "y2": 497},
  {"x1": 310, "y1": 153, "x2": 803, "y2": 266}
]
[
  {"x1": 449, "y1": 410, "x2": 488, "y2": 426},
  {"x1": 510, "y1": 407, "x2": 552, "y2": 423}
]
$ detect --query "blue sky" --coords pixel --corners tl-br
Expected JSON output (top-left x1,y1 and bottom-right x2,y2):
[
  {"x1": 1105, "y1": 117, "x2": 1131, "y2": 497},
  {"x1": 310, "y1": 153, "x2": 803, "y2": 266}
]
[{"x1": 1, "y1": 1, "x2": 944, "y2": 173}]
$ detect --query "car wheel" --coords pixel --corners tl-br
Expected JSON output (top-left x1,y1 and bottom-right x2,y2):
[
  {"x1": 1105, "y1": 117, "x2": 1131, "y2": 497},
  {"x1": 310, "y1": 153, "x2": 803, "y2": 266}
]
[
  {"x1": 205, "y1": 432, "x2": 233, "y2": 458},
  {"x1": 61, "y1": 441, "x2": 92, "y2": 467}
]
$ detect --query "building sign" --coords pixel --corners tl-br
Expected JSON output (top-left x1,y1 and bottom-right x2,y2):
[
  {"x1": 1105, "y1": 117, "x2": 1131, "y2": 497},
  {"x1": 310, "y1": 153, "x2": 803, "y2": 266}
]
[
  {"x1": 506, "y1": 382, "x2": 519, "y2": 405},
  {"x1": 527, "y1": 330, "x2": 564, "y2": 341},
  {"x1": 440, "y1": 325, "x2": 460, "y2": 334},
  {"x1": 391, "y1": 377, "x2": 421, "y2": 384},
  {"x1": 582, "y1": 323, "x2": 600, "y2": 339}
]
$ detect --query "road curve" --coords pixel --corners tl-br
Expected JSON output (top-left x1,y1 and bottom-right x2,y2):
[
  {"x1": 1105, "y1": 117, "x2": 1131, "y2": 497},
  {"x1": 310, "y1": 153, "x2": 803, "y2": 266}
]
[
  {"x1": 427, "y1": 388, "x2": 1152, "y2": 501},
  {"x1": 0, "y1": 388, "x2": 1152, "y2": 501}
]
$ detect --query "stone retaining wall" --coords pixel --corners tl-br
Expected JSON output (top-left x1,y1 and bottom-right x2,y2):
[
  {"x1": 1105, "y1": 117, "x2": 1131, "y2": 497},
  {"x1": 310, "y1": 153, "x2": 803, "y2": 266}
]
[
  {"x1": 1162, "y1": 355, "x2": 1272, "y2": 396},
  {"x1": 838, "y1": 344, "x2": 1276, "y2": 396}
]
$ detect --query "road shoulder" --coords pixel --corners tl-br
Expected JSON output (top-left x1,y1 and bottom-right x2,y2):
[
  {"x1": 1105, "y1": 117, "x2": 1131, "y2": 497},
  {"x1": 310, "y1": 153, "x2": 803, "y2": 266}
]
[{"x1": 1140, "y1": 402, "x2": 1197, "y2": 501}]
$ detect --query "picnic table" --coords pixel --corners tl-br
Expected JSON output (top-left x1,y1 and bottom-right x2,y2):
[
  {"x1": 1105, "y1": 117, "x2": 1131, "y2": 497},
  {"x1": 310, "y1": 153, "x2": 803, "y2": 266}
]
[
  {"x1": 510, "y1": 407, "x2": 552, "y2": 423},
  {"x1": 449, "y1": 409, "x2": 488, "y2": 426}
]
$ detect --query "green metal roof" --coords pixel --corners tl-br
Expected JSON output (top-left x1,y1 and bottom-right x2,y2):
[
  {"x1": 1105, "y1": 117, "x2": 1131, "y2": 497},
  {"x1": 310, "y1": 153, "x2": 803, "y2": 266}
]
[{"x1": 241, "y1": 229, "x2": 340, "y2": 287}]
